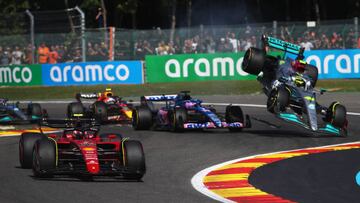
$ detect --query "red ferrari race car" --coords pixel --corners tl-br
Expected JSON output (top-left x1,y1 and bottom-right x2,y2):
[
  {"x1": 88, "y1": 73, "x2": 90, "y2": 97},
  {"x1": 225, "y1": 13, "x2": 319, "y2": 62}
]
[
  {"x1": 67, "y1": 88, "x2": 133, "y2": 124},
  {"x1": 18, "y1": 118, "x2": 146, "y2": 180}
]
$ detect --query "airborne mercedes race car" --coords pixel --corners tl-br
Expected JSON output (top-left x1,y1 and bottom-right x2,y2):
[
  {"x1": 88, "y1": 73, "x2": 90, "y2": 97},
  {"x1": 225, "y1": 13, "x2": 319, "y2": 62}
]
[
  {"x1": 0, "y1": 98, "x2": 46, "y2": 124},
  {"x1": 19, "y1": 118, "x2": 145, "y2": 180},
  {"x1": 67, "y1": 88, "x2": 133, "y2": 124},
  {"x1": 132, "y1": 91, "x2": 251, "y2": 132},
  {"x1": 242, "y1": 35, "x2": 348, "y2": 136}
]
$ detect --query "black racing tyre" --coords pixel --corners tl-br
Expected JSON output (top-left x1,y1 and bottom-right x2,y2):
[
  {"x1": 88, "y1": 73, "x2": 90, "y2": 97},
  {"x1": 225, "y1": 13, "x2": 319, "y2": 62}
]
[
  {"x1": 93, "y1": 101, "x2": 108, "y2": 122},
  {"x1": 32, "y1": 139, "x2": 56, "y2": 178},
  {"x1": 266, "y1": 90, "x2": 277, "y2": 113},
  {"x1": 132, "y1": 106, "x2": 153, "y2": 130},
  {"x1": 67, "y1": 102, "x2": 84, "y2": 118},
  {"x1": 225, "y1": 105, "x2": 244, "y2": 132},
  {"x1": 327, "y1": 102, "x2": 347, "y2": 128},
  {"x1": 99, "y1": 133, "x2": 122, "y2": 140},
  {"x1": 28, "y1": 103, "x2": 42, "y2": 117},
  {"x1": 304, "y1": 64, "x2": 318, "y2": 87},
  {"x1": 277, "y1": 87, "x2": 290, "y2": 112},
  {"x1": 242, "y1": 47, "x2": 265, "y2": 75},
  {"x1": 19, "y1": 132, "x2": 46, "y2": 169},
  {"x1": 169, "y1": 108, "x2": 187, "y2": 132},
  {"x1": 122, "y1": 140, "x2": 146, "y2": 180}
]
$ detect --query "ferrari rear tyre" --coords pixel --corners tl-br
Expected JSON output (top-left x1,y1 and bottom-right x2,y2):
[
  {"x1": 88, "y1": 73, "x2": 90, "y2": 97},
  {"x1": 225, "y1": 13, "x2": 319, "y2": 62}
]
[
  {"x1": 327, "y1": 102, "x2": 347, "y2": 128},
  {"x1": 132, "y1": 106, "x2": 153, "y2": 130},
  {"x1": 19, "y1": 132, "x2": 46, "y2": 169},
  {"x1": 122, "y1": 140, "x2": 146, "y2": 180},
  {"x1": 32, "y1": 139, "x2": 56, "y2": 178},
  {"x1": 67, "y1": 102, "x2": 84, "y2": 118},
  {"x1": 242, "y1": 47, "x2": 265, "y2": 75},
  {"x1": 225, "y1": 105, "x2": 244, "y2": 132}
]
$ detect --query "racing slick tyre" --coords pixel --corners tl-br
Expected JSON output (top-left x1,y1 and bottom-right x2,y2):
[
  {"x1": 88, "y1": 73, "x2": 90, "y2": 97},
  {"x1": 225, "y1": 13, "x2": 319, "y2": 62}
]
[
  {"x1": 32, "y1": 138, "x2": 56, "y2": 178},
  {"x1": 19, "y1": 133, "x2": 46, "y2": 169},
  {"x1": 67, "y1": 102, "x2": 84, "y2": 118},
  {"x1": 242, "y1": 47, "x2": 265, "y2": 75},
  {"x1": 267, "y1": 87, "x2": 290, "y2": 113},
  {"x1": 169, "y1": 108, "x2": 187, "y2": 132},
  {"x1": 93, "y1": 101, "x2": 108, "y2": 122},
  {"x1": 28, "y1": 103, "x2": 42, "y2": 117},
  {"x1": 100, "y1": 133, "x2": 122, "y2": 141},
  {"x1": 327, "y1": 102, "x2": 347, "y2": 128},
  {"x1": 132, "y1": 106, "x2": 153, "y2": 130},
  {"x1": 225, "y1": 105, "x2": 244, "y2": 132},
  {"x1": 122, "y1": 140, "x2": 146, "y2": 180},
  {"x1": 304, "y1": 64, "x2": 318, "y2": 87}
]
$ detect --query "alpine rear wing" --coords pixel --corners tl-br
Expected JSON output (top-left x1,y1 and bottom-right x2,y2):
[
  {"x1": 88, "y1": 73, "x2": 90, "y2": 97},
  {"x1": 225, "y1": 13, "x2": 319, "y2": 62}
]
[
  {"x1": 141, "y1": 94, "x2": 178, "y2": 102},
  {"x1": 262, "y1": 35, "x2": 305, "y2": 59}
]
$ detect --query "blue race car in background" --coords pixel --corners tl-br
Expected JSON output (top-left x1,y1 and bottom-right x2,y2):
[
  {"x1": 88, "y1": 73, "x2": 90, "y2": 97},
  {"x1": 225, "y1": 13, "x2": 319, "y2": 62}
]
[
  {"x1": 0, "y1": 98, "x2": 46, "y2": 124},
  {"x1": 132, "y1": 91, "x2": 251, "y2": 132},
  {"x1": 242, "y1": 35, "x2": 348, "y2": 136}
]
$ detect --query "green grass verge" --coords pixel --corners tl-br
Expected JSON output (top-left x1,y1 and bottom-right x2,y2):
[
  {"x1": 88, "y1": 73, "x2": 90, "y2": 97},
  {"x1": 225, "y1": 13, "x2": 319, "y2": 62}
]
[{"x1": 0, "y1": 79, "x2": 359, "y2": 100}]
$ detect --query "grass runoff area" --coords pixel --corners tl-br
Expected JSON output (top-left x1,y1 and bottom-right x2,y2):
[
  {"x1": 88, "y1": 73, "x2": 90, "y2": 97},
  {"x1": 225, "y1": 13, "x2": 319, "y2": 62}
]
[{"x1": 1, "y1": 79, "x2": 360, "y2": 100}]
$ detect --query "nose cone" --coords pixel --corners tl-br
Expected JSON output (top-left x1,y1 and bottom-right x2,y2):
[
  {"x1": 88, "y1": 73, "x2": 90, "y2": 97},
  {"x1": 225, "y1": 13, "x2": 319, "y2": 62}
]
[{"x1": 81, "y1": 146, "x2": 100, "y2": 174}]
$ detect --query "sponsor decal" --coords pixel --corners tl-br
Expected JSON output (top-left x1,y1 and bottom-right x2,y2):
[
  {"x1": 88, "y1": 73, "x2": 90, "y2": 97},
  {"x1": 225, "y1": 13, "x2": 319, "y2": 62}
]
[
  {"x1": 42, "y1": 61, "x2": 143, "y2": 85},
  {"x1": 0, "y1": 64, "x2": 42, "y2": 86},
  {"x1": 304, "y1": 49, "x2": 360, "y2": 79},
  {"x1": 145, "y1": 53, "x2": 257, "y2": 83}
]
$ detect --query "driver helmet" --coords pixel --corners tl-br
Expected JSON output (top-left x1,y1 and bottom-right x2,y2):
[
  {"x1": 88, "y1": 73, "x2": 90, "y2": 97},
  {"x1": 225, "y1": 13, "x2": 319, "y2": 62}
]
[
  {"x1": 291, "y1": 59, "x2": 307, "y2": 72},
  {"x1": 104, "y1": 88, "x2": 113, "y2": 97}
]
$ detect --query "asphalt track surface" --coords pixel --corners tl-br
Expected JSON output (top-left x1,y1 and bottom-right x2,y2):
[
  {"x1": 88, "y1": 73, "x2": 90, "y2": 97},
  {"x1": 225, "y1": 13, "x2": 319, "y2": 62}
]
[{"x1": 0, "y1": 93, "x2": 360, "y2": 203}]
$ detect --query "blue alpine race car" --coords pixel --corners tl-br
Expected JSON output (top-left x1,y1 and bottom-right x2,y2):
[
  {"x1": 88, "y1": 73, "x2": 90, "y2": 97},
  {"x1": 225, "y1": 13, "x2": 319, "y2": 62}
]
[
  {"x1": 0, "y1": 98, "x2": 45, "y2": 124},
  {"x1": 242, "y1": 35, "x2": 348, "y2": 136},
  {"x1": 132, "y1": 91, "x2": 251, "y2": 132}
]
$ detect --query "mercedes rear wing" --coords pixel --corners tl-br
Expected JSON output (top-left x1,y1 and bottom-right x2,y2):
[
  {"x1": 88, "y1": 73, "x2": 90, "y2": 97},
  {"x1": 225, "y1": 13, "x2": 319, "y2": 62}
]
[{"x1": 262, "y1": 35, "x2": 305, "y2": 59}]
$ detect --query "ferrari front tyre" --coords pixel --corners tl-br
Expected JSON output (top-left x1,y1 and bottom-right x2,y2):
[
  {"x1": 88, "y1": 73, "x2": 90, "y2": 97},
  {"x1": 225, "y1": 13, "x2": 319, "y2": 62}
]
[
  {"x1": 225, "y1": 105, "x2": 244, "y2": 132},
  {"x1": 67, "y1": 102, "x2": 84, "y2": 118},
  {"x1": 122, "y1": 140, "x2": 146, "y2": 180},
  {"x1": 132, "y1": 106, "x2": 153, "y2": 130},
  {"x1": 327, "y1": 102, "x2": 347, "y2": 128},
  {"x1": 19, "y1": 132, "x2": 46, "y2": 169},
  {"x1": 242, "y1": 47, "x2": 265, "y2": 75},
  {"x1": 304, "y1": 64, "x2": 318, "y2": 87},
  {"x1": 32, "y1": 139, "x2": 56, "y2": 178},
  {"x1": 169, "y1": 108, "x2": 187, "y2": 132}
]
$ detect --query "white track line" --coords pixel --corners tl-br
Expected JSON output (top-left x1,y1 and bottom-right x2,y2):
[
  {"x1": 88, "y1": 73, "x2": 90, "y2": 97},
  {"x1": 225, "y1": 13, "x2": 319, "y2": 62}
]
[
  {"x1": 17, "y1": 100, "x2": 360, "y2": 116},
  {"x1": 191, "y1": 141, "x2": 360, "y2": 203}
]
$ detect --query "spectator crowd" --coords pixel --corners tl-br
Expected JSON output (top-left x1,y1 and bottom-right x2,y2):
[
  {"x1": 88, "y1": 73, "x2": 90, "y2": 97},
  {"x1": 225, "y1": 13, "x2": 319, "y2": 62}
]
[{"x1": 0, "y1": 25, "x2": 359, "y2": 65}]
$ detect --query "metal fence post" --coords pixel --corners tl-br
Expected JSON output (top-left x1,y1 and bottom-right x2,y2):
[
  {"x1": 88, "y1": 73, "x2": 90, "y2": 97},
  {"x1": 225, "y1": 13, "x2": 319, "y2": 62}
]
[
  {"x1": 355, "y1": 17, "x2": 358, "y2": 48},
  {"x1": 273, "y1": 20, "x2": 277, "y2": 38},
  {"x1": 25, "y1": 10, "x2": 35, "y2": 64},
  {"x1": 75, "y1": 6, "x2": 86, "y2": 62}
]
